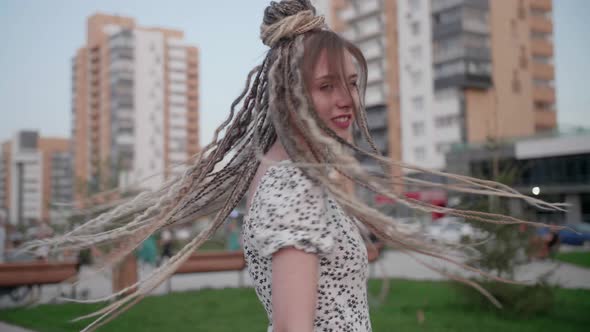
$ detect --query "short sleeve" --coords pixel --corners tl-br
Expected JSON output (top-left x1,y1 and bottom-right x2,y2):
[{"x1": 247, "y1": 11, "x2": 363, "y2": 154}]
[{"x1": 249, "y1": 165, "x2": 335, "y2": 258}]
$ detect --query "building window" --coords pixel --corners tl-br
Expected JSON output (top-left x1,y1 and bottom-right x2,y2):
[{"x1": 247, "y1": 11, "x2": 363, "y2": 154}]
[
  {"x1": 512, "y1": 70, "x2": 521, "y2": 93},
  {"x1": 519, "y1": 46, "x2": 528, "y2": 69},
  {"x1": 466, "y1": 61, "x2": 491, "y2": 75},
  {"x1": 412, "y1": 96, "x2": 424, "y2": 111},
  {"x1": 511, "y1": 19, "x2": 518, "y2": 38},
  {"x1": 531, "y1": 30, "x2": 552, "y2": 40},
  {"x1": 435, "y1": 61, "x2": 466, "y2": 79},
  {"x1": 530, "y1": 7, "x2": 550, "y2": 18},
  {"x1": 534, "y1": 101, "x2": 554, "y2": 111},
  {"x1": 436, "y1": 142, "x2": 452, "y2": 154},
  {"x1": 433, "y1": 7, "x2": 462, "y2": 25},
  {"x1": 358, "y1": 16, "x2": 380, "y2": 37},
  {"x1": 411, "y1": 21, "x2": 420, "y2": 35},
  {"x1": 433, "y1": 37, "x2": 463, "y2": 62},
  {"x1": 414, "y1": 146, "x2": 426, "y2": 161},
  {"x1": 533, "y1": 78, "x2": 554, "y2": 87},
  {"x1": 517, "y1": 0, "x2": 526, "y2": 19},
  {"x1": 411, "y1": 70, "x2": 422, "y2": 85},
  {"x1": 435, "y1": 115, "x2": 458, "y2": 128},
  {"x1": 412, "y1": 121, "x2": 425, "y2": 136},
  {"x1": 533, "y1": 54, "x2": 552, "y2": 64},
  {"x1": 410, "y1": 45, "x2": 422, "y2": 60}
]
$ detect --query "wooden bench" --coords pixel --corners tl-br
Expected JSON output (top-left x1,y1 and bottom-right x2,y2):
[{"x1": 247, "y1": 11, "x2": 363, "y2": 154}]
[
  {"x1": 175, "y1": 251, "x2": 245, "y2": 274},
  {"x1": 0, "y1": 261, "x2": 78, "y2": 304},
  {"x1": 0, "y1": 261, "x2": 77, "y2": 287},
  {"x1": 164, "y1": 244, "x2": 382, "y2": 292},
  {"x1": 175, "y1": 244, "x2": 383, "y2": 274}
]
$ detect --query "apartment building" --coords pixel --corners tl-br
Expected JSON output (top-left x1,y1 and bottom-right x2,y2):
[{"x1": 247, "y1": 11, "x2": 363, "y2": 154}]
[{"x1": 72, "y1": 14, "x2": 200, "y2": 200}]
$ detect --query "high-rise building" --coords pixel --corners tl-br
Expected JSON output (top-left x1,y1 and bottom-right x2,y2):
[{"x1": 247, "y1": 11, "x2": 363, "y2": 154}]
[
  {"x1": 322, "y1": 0, "x2": 556, "y2": 173},
  {"x1": 72, "y1": 14, "x2": 200, "y2": 201},
  {"x1": 0, "y1": 131, "x2": 72, "y2": 226}
]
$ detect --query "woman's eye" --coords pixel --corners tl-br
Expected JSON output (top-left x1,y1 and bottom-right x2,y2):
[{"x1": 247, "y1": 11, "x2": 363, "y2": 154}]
[
  {"x1": 320, "y1": 84, "x2": 333, "y2": 91},
  {"x1": 350, "y1": 81, "x2": 358, "y2": 88}
]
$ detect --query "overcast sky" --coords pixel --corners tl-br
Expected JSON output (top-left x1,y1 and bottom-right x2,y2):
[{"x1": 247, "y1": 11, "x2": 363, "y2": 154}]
[{"x1": 0, "y1": 0, "x2": 588, "y2": 145}]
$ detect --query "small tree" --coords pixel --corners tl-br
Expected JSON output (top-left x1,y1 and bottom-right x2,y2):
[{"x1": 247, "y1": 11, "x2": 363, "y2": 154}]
[{"x1": 454, "y1": 139, "x2": 554, "y2": 317}]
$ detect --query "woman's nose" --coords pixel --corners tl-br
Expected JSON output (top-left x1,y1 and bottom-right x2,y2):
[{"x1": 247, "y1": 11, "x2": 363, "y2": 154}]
[{"x1": 335, "y1": 86, "x2": 353, "y2": 108}]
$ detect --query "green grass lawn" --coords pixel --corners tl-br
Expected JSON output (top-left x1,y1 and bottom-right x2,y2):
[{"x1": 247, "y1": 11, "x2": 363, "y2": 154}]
[
  {"x1": 194, "y1": 240, "x2": 226, "y2": 252},
  {"x1": 555, "y1": 251, "x2": 590, "y2": 268},
  {"x1": 1, "y1": 279, "x2": 589, "y2": 332}
]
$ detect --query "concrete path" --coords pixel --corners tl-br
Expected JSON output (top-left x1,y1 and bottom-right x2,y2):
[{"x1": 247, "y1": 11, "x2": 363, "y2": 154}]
[{"x1": 0, "y1": 321, "x2": 36, "y2": 332}]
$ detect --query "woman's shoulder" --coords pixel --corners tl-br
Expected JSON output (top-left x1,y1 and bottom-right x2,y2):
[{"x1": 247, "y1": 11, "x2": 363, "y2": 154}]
[
  {"x1": 259, "y1": 160, "x2": 319, "y2": 195},
  {"x1": 245, "y1": 161, "x2": 335, "y2": 258}
]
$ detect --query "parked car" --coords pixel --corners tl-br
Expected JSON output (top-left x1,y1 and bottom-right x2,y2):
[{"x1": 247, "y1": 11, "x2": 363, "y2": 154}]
[
  {"x1": 425, "y1": 217, "x2": 481, "y2": 244},
  {"x1": 394, "y1": 217, "x2": 423, "y2": 234},
  {"x1": 537, "y1": 223, "x2": 590, "y2": 246}
]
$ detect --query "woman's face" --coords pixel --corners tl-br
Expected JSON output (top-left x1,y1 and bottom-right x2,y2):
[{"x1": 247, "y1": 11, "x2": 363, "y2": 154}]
[{"x1": 307, "y1": 49, "x2": 359, "y2": 142}]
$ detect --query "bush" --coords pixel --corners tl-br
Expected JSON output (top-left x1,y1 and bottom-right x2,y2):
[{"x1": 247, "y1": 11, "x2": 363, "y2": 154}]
[
  {"x1": 453, "y1": 160, "x2": 555, "y2": 317},
  {"x1": 455, "y1": 279, "x2": 554, "y2": 317}
]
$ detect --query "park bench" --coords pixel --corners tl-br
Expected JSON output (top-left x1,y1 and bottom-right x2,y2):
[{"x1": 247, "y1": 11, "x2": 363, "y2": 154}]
[
  {"x1": 167, "y1": 243, "x2": 383, "y2": 291},
  {"x1": 175, "y1": 243, "x2": 382, "y2": 274},
  {"x1": 0, "y1": 261, "x2": 77, "y2": 303}
]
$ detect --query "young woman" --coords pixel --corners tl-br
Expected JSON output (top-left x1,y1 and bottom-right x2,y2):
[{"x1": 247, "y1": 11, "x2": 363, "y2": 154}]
[
  {"x1": 242, "y1": 23, "x2": 370, "y2": 331},
  {"x1": 23, "y1": 1, "x2": 565, "y2": 331}
]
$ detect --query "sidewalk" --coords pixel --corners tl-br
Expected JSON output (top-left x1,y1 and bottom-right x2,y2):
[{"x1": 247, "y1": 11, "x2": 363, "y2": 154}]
[
  {"x1": 370, "y1": 250, "x2": 590, "y2": 289},
  {"x1": 0, "y1": 321, "x2": 35, "y2": 332}
]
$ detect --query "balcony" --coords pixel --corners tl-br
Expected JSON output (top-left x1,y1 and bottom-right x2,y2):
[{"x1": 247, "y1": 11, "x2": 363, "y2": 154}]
[
  {"x1": 530, "y1": 0, "x2": 552, "y2": 11},
  {"x1": 431, "y1": 0, "x2": 464, "y2": 13},
  {"x1": 358, "y1": 0, "x2": 379, "y2": 17},
  {"x1": 367, "y1": 67, "x2": 384, "y2": 84},
  {"x1": 187, "y1": 90, "x2": 198, "y2": 99},
  {"x1": 356, "y1": 20, "x2": 381, "y2": 42},
  {"x1": 433, "y1": 47, "x2": 491, "y2": 65},
  {"x1": 187, "y1": 67, "x2": 198, "y2": 76},
  {"x1": 534, "y1": 109, "x2": 556, "y2": 130},
  {"x1": 341, "y1": 29, "x2": 357, "y2": 41},
  {"x1": 361, "y1": 41, "x2": 383, "y2": 61},
  {"x1": 187, "y1": 100, "x2": 198, "y2": 110},
  {"x1": 533, "y1": 86, "x2": 556, "y2": 104},
  {"x1": 339, "y1": 6, "x2": 356, "y2": 22},
  {"x1": 530, "y1": 15, "x2": 553, "y2": 34},
  {"x1": 186, "y1": 57, "x2": 198, "y2": 67},
  {"x1": 531, "y1": 39, "x2": 554, "y2": 56},
  {"x1": 532, "y1": 62, "x2": 555, "y2": 80}
]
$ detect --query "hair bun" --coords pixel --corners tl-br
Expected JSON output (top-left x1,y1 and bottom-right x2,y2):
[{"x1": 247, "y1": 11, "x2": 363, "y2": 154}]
[
  {"x1": 260, "y1": 0, "x2": 325, "y2": 48},
  {"x1": 263, "y1": 0, "x2": 315, "y2": 26}
]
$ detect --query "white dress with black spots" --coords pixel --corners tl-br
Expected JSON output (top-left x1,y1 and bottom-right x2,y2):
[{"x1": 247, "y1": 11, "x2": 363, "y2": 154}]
[{"x1": 242, "y1": 160, "x2": 372, "y2": 332}]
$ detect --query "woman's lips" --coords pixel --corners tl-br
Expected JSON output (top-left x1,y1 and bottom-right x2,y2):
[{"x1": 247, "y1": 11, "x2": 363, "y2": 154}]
[{"x1": 331, "y1": 115, "x2": 352, "y2": 130}]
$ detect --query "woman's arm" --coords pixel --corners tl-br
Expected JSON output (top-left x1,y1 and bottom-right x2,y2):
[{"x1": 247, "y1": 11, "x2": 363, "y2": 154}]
[{"x1": 271, "y1": 247, "x2": 319, "y2": 332}]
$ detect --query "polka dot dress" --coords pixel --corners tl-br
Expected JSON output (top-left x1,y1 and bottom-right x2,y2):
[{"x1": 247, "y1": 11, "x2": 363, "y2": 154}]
[{"x1": 242, "y1": 160, "x2": 372, "y2": 332}]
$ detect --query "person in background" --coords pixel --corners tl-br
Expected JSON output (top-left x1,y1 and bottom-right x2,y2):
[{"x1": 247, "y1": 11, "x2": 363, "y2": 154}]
[{"x1": 158, "y1": 229, "x2": 174, "y2": 266}]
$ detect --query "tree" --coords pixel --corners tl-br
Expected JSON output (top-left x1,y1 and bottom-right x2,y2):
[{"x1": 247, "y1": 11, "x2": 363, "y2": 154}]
[{"x1": 455, "y1": 138, "x2": 554, "y2": 316}]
